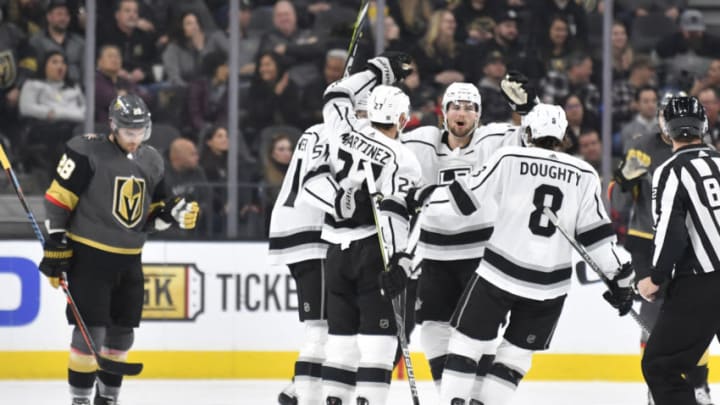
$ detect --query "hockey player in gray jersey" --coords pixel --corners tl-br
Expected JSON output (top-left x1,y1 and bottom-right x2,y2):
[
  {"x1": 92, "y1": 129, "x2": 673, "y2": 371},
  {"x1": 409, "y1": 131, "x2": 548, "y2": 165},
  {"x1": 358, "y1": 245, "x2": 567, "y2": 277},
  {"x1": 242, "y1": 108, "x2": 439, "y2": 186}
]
[
  {"x1": 38, "y1": 95, "x2": 200, "y2": 405},
  {"x1": 300, "y1": 53, "x2": 421, "y2": 405},
  {"x1": 416, "y1": 104, "x2": 634, "y2": 405}
]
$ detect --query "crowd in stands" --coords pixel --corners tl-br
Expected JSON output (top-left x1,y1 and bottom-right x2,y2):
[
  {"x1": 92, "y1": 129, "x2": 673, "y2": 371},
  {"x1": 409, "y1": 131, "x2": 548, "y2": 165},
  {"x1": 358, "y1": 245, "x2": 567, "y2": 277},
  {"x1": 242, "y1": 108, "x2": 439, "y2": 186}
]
[{"x1": 2, "y1": 0, "x2": 720, "y2": 239}]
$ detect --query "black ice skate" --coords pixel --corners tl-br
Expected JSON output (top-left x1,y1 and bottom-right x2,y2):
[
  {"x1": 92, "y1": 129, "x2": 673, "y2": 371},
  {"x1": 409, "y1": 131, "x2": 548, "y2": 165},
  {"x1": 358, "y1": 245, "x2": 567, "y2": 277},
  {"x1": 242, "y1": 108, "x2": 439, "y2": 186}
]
[
  {"x1": 327, "y1": 396, "x2": 343, "y2": 405},
  {"x1": 357, "y1": 397, "x2": 369, "y2": 405},
  {"x1": 71, "y1": 398, "x2": 91, "y2": 405}
]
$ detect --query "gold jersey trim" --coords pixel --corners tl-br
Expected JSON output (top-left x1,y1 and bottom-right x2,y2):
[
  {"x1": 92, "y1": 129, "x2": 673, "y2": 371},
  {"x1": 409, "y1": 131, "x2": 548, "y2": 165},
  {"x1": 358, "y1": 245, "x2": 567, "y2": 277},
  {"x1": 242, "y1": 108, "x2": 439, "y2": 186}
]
[
  {"x1": 67, "y1": 233, "x2": 142, "y2": 255},
  {"x1": 46, "y1": 180, "x2": 79, "y2": 211},
  {"x1": 627, "y1": 228, "x2": 654, "y2": 240}
]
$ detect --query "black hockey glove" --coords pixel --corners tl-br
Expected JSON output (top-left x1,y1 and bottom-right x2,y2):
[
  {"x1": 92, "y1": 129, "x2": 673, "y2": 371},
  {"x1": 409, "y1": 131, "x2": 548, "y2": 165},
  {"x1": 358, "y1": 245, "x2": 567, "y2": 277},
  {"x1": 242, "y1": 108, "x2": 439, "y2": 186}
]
[
  {"x1": 379, "y1": 252, "x2": 413, "y2": 299},
  {"x1": 154, "y1": 196, "x2": 200, "y2": 230},
  {"x1": 334, "y1": 186, "x2": 374, "y2": 225},
  {"x1": 406, "y1": 184, "x2": 438, "y2": 215},
  {"x1": 500, "y1": 71, "x2": 538, "y2": 115},
  {"x1": 613, "y1": 154, "x2": 649, "y2": 192},
  {"x1": 602, "y1": 262, "x2": 635, "y2": 316},
  {"x1": 38, "y1": 233, "x2": 72, "y2": 289},
  {"x1": 367, "y1": 51, "x2": 413, "y2": 85}
]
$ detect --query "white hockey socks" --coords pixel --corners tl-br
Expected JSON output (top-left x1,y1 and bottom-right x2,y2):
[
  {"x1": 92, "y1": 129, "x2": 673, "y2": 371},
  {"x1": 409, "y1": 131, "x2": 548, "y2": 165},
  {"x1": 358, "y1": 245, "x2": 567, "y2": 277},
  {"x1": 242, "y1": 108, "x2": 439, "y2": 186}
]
[
  {"x1": 295, "y1": 320, "x2": 328, "y2": 405},
  {"x1": 421, "y1": 320, "x2": 451, "y2": 390},
  {"x1": 439, "y1": 330, "x2": 494, "y2": 404},
  {"x1": 476, "y1": 340, "x2": 533, "y2": 405},
  {"x1": 355, "y1": 334, "x2": 397, "y2": 405},
  {"x1": 322, "y1": 334, "x2": 359, "y2": 403}
]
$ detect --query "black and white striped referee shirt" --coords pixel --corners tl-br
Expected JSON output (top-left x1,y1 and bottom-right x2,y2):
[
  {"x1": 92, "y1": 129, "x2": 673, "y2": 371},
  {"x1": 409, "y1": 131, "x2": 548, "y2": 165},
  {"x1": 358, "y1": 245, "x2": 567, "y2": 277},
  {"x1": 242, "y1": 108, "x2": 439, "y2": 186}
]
[{"x1": 651, "y1": 143, "x2": 720, "y2": 284}]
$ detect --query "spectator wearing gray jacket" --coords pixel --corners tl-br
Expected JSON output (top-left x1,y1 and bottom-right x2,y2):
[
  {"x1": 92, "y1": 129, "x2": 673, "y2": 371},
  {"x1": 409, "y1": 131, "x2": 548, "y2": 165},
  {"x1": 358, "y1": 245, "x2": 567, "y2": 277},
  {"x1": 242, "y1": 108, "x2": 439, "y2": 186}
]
[
  {"x1": 29, "y1": 0, "x2": 85, "y2": 83},
  {"x1": 161, "y1": 11, "x2": 229, "y2": 87}
]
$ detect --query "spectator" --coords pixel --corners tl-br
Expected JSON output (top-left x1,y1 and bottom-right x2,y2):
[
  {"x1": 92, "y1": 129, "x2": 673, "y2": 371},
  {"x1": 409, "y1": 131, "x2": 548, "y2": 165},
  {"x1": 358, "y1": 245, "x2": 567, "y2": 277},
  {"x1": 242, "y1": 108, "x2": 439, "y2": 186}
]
[
  {"x1": 18, "y1": 50, "x2": 84, "y2": 173},
  {"x1": 483, "y1": 8, "x2": 543, "y2": 79},
  {"x1": 29, "y1": 0, "x2": 84, "y2": 83},
  {"x1": 577, "y1": 128, "x2": 602, "y2": 173},
  {"x1": 388, "y1": 0, "x2": 433, "y2": 46},
  {"x1": 257, "y1": 1, "x2": 325, "y2": 87},
  {"x1": 98, "y1": 0, "x2": 157, "y2": 85},
  {"x1": 478, "y1": 50, "x2": 512, "y2": 123},
  {"x1": 612, "y1": 54, "x2": 656, "y2": 129},
  {"x1": 529, "y1": 0, "x2": 588, "y2": 48},
  {"x1": 397, "y1": 61, "x2": 436, "y2": 129},
  {"x1": 162, "y1": 11, "x2": 229, "y2": 87},
  {"x1": 698, "y1": 87, "x2": 720, "y2": 144},
  {"x1": 164, "y1": 137, "x2": 208, "y2": 204},
  {"x1": 374, "y1": 15, "x2": 405, "y2": 53},
  {"x1": 464, "y1": 16, "x2": 495, "y2": 47},
  {"x1": 94, "y1": 44, "x2": 149, "y2": 124},
  {"x1": 452, "y1": 0, "x2": 498, "y2": 43},
  {"x1": 187, "y1": 50, "x2": 229, "y2": 134},
  {"x1": 656, "y1": 9, "x2": 720, "y2": 84},
  {"x1": 610, "y1": 21, "x2": 633, "y2": 78},
  {"x1": 541, "y1": 52, "x2": 600, "y2": 123},
  {"x1": 243, "y1": 51, "x2": 301, "y2": 151},
  {"x1": 411, "y1": 9, "x2": 466, "y2": 89},
  {"x1": 690, "y1": 58, "x2": 720, "y2": 97},
  {"x1": 262, "y1": 132, "x2": 293, "y2": 233},
  {"x1": 619, "y1": 86, "x2": 659, "y2": 152},
  {"x1": 535, "y1": 15, "x2": 578, "y2": 74},
  {"x1": 299, "y1": 48, "x2": 347, "y2": 128},
  {"x1": 562, "y1": 94, "x2": 587, "y2": 155},
  {"x1": 625, "y1": 0, "x2": 684, "y2": 21}
]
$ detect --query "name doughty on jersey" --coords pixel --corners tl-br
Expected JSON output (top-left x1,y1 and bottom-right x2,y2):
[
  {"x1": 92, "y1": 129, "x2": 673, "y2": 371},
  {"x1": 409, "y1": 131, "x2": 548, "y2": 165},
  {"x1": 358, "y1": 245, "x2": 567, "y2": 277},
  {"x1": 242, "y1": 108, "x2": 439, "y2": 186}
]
[{"x1": 519, "y1": 161, "x2": 582, "y2": 185}]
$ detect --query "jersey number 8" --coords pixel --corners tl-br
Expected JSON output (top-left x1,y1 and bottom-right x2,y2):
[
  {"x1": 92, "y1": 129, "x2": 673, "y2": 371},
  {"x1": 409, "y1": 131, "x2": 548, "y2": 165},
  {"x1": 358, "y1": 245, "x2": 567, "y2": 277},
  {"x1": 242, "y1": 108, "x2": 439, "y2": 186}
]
[{"x1": 529, "y1": 184, "x2": 564, "y2": 237}]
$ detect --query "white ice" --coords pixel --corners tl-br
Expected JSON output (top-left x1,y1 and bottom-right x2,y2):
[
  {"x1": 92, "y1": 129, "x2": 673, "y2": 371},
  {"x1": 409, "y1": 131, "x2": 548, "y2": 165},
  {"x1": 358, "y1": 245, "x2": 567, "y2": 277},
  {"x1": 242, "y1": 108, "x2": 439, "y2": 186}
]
[{"x1": 2, "y1": 379, "x2": 690, "y2": 404}]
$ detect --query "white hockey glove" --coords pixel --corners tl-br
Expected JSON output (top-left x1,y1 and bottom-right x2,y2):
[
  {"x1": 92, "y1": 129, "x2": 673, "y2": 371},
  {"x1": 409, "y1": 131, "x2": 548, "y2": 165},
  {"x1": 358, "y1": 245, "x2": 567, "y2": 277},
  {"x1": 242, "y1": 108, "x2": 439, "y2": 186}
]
[
  {"x1": 500, "y1": 71, "x2": 538, "y2": 115},
  {"x1": 379, "y1": 252, "x2": 413, "y2": 299},
  {"x1": 366, "y1": 51, "x2": 413, "y2": 85},
  {"x1": 334, "y1": 186, "x2": 374, "y2": 225},
  {"x1": 154, "y1": 196, "x2": 200, "y2": 230},
  {"x1": 406, "y1": 184, "x2": 438, "y2": 214}
]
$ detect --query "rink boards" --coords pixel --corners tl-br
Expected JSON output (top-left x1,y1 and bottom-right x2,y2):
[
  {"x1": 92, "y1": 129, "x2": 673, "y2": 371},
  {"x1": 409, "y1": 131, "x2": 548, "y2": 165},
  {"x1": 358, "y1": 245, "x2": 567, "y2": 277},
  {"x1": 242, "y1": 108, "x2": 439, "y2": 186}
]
[{"x1": 0, "y1": 240, "x2": 716, "y2": 381}]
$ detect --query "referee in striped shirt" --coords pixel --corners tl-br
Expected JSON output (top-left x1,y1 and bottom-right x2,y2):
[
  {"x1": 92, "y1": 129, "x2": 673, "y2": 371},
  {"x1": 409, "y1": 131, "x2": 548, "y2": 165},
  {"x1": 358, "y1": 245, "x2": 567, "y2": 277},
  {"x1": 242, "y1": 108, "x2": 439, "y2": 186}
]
[{"x1": 638, "y1": 96, "x2": 720, "y2": 405}]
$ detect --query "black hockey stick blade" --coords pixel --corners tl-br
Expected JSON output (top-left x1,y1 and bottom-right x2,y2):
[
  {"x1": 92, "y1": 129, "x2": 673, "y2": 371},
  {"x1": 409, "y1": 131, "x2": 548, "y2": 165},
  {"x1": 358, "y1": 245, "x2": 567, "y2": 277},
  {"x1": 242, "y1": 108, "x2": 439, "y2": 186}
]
[{"x1": 97, "y1": 356, "x2": 144, "y2": 376}]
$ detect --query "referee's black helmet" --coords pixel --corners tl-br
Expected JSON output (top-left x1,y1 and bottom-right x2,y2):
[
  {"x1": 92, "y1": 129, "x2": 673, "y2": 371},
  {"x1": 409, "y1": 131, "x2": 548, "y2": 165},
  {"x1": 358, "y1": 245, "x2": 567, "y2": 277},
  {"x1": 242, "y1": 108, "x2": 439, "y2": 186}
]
[{"x1": 662, "y1": 96, "x2": 707, "y2": 140}]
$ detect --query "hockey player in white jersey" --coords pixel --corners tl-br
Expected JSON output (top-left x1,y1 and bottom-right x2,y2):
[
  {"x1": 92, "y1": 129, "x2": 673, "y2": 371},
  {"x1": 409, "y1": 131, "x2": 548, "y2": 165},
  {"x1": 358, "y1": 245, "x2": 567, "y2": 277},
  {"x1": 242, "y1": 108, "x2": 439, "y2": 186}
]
[
  {"x1": 300, "y1": 53, "x2": 422, "y2": 405},
  {"x1": 268, "y1": 88, "x2": 374, "y2": 405},
  {"x1": 418, "y1": 104, "x2": 635, "y2": 405},
  {"x1": 400, "y1": 73, "x2": 539, "y2": 393}
]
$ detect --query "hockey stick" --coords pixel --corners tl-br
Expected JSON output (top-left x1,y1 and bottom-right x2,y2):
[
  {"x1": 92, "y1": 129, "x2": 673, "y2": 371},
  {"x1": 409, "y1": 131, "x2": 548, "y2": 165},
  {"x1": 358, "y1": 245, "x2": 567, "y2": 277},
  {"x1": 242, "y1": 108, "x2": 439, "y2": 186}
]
[
  {"x1": 0, "y1": 144, "x2": 143, "y2": 376},
  {"x1": 342, "y1": 0, "x2": 370, "y2": 78},
  {"x1": 542, "y1": 207, "x2": 651, "y2": 335},
  {"x1": 362, "y1": 161, "x2": 421, "y2": 405}
]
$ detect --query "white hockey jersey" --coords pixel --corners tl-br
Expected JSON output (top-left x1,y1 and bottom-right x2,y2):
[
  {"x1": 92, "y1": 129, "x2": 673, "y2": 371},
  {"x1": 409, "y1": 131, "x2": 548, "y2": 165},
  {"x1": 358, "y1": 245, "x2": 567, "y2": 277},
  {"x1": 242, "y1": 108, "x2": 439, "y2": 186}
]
[
  {"x1": 301, "y1": 70, "x2": 422, "y2": 255},
  {"x1": 426, "y1": 145, "x2": 622, "y2": 300},
  {"x1": 401, "y1": 123, "x2": 522, "y2": 261},
  {"x1": 268, "y1": 124, "x2": 329, "y2": 265}
]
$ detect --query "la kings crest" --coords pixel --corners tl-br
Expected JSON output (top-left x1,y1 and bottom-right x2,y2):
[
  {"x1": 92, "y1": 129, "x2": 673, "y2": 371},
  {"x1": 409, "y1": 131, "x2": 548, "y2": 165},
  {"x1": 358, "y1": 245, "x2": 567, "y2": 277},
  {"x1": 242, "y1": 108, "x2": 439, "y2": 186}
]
[{"x1": 112, "y1": 176, "x2": 146, "y2": 228}]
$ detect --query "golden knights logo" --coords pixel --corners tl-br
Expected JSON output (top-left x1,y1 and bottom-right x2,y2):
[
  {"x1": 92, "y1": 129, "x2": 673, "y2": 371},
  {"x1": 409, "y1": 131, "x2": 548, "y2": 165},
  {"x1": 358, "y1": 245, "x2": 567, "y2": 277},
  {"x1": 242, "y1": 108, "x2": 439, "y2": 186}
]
[
  {"x1": 0, "y1": 50, "x2": 17, "y2": 89},
  {"x1": 112, "y1": 176, "x2": 146, "y2": 228}
]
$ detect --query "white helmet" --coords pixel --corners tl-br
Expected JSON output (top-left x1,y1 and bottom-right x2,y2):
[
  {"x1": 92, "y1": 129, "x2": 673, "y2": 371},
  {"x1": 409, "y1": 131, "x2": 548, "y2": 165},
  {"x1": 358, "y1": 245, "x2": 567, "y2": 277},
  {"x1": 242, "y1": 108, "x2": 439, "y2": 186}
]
[
  {"x1": 521, "y1": 103, "x2": 568, "y2": 145},
  {"x1": 367, "y1": 85, "x2": 410, "y2": 132},
  {"x1": 442, "y1": 82, "x2": 481, "y2": 133}
]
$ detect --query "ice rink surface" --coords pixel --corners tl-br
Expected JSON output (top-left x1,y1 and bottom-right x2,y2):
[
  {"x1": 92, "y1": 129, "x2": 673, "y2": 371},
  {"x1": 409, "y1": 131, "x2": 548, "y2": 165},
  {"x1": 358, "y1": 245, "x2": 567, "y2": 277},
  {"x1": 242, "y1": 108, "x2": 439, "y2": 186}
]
[{"x1": 5, "y1": 379, "x2": 705, "y2": 404}]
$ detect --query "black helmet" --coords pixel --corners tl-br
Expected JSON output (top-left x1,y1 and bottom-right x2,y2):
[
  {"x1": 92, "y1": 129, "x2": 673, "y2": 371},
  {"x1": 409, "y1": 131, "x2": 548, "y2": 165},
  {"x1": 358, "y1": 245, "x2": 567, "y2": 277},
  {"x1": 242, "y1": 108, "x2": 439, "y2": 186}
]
[
  {"x1": 662, "y1": 96, "x2": 707, "y2": 140},
  {"x1": 109, "y1": 94, "x2": 152, "y2": 140}
]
